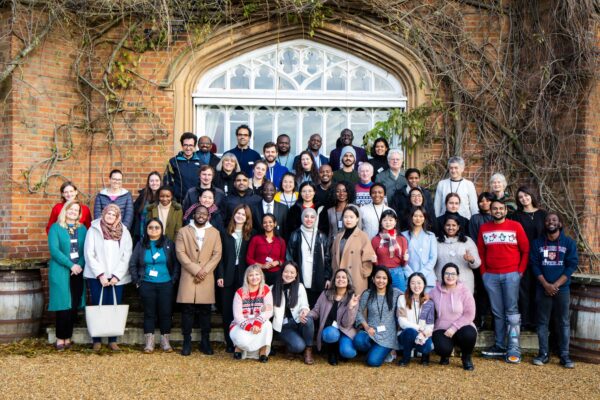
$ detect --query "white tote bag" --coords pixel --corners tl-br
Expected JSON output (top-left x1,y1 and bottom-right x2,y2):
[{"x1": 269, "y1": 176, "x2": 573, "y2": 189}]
[{"x1": 85, "y1": 286, "x2": 129, "y2": 337}]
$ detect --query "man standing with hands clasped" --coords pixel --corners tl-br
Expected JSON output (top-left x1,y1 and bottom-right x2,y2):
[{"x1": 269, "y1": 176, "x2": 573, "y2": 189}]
[
  {"x1": 176, "y1": 205, "x2": 223, "y2": 357},
  {"x1": 477, "y1": 199, "x2": 529, "y2": 364},
  {"x1": 530, "y1": 212, "x2": 578, "y2": 368}
]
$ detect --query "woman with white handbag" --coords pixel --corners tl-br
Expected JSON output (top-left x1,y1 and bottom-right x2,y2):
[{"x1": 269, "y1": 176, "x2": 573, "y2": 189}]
[{"x1": 84, "y1": 204, "x2": 133, "y2": 352}]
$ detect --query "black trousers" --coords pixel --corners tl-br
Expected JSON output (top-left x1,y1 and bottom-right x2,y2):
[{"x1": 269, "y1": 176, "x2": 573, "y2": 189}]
[
  {"x1": 181, "y1": 304, "x2": 212, "y2": 336},
  {"x1": 432, "y1": 326, "x2": 477, "y2": 357},
  {"x1": 220, "y1": 264, "x2": 246, "y2": 347},
  {"x1": 306, "y1": 288, "x2": 321, "y2": 309},
  {"x1": 519, "y1": 265, "x2": 537, "y2": 328},
  {"x1": 55, "y1": 274, "x2": 84, "y2": 340},
  {"x1": 139, "y1": 281, "x2": 174, "y2": 334}
]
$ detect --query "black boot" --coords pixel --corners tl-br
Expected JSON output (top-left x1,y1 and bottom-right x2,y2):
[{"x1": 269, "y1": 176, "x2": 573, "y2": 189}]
[
  {"x1": 327, "y1": 344, "x2": 338, "y2": 366},
  {"x1": 462, "y1": 354, "x2": 474, "y2": 371},
  {"x1": 421, "y1": 353, "x2": 430, "y2": 366},
  {"x1": 181, "y1": 335, "x2": 192, "y2": 356},
  {"x1": 200, "y1": 332, "x2": 214, "y2": 355}
]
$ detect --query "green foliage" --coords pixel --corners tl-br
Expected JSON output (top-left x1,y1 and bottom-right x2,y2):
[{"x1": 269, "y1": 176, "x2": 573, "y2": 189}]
[{"x1": 362, "y1": 98, "x2": 443, "y2": 155}]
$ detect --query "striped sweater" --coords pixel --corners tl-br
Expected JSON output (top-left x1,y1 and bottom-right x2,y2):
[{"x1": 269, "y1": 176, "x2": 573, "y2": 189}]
[{"x1": 230, "y1": 286, "x2": 273, "y2": 331}]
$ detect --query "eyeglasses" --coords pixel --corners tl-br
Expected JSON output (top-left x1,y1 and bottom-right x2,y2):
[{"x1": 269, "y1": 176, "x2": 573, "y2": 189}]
[
  {"x1": 182, "y1": 144, "x2": 195, "y2": 148},
  {"x1": 444, "y1": 272, "x2": 458, "y2": 277}
]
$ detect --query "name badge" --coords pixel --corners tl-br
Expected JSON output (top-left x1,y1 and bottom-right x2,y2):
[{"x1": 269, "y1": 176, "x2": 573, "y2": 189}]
[
  {"x1": 376, "y1": 325, "x2": 386, "y2": 333},
  {"x1": 149, "y1": 270, "x2": 159, "y2": 277},
  {"x1": 248, "y1": 161, "x2": 255, "y2": 165},
  {"x1": 152, "y1": 252, "x2": 161, "y2": 260},
  {"x1": 265, "y1": 257, "x2": 273, "y2": 263},
  {"x1": 377, "y1": 167, "x2": 384, "y2": 173},
  {"x1": 331, "y1": 321, "x2": 339, "y2": 329},
  {"x1": 337, "y1": 221, "x2": 343, "y2": 229},
  {"x1": 543, "y1": 249, "x2": 548, "y2": 258},
  {"x1": 70, "y1": 252, "x2": 79, "y2": 259},
  {"x1": 70, "y1": 239, "x2": 77, "y2": 243}
]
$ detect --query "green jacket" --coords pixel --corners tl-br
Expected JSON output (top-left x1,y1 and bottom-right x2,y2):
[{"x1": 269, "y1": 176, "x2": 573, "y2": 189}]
[
  {"x1": 146, "y1": 202, "x2": 183, "y2": 243},
  {"x1": 47, "y1": 223, "x2": 87, "y2": 311}
]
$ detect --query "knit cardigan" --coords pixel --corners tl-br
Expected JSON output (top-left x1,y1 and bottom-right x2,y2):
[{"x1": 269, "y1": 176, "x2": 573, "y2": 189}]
[{"x1": 230, "y1": 286, "x2": 273, "y2": 331}]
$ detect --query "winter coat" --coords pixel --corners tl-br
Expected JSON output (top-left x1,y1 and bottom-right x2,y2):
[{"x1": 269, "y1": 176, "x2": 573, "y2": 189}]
[
  {"x1": 331, "y1": 229, "x2": 376, "y2": 295},
  {"x1": 83, "y1": 219, "x2": 132, "y2": 284},
  {"x1": 93, "y1": 188, "x2": 134, "y2": 230},
  {"x1": 146, "y1": 202, "x2": 183, "y2": 242},
  {"x1": 286, "y1": 228, "x2": 332, "y2": 292},
  {"x1": 308, "y1": 292, "x2": 359, "y2": 351}
]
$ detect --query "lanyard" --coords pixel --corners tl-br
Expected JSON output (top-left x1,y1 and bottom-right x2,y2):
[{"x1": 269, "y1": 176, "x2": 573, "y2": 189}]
[
  {"x1": 232, "y1": 232, "x2": 242, "y2": 263},
  {"x1": 372, "y1": 203, "x2": 382, "y2": 222},
  {"x1": 450, "y1": 179, "x2": 463, "y2": 194},
  {"x1": 282, "y1": 192, "x2": 294, "y2": 207},
  {"x1": 543, "y1": 237, "x2": 562, "y2": 265},
  {"x1": 376, "y1": 295, "x2": 386, "y2": 323},
  {"x1": 413, "y1": 299, "x2": 419, "y2": 322},
  {"x1": 301, "y1": 229, "x2": 315, "y2": 253}
]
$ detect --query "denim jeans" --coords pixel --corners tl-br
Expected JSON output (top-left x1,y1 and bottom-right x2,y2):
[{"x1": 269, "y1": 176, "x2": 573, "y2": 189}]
[
  {"x1": 389, "y1": 267, "x2": 407, "y2": 292},
  {"x1": 398, "y1": 328, "x2": 433, "y2": 360},
  {"x1": 322, "y1": 326, "x2": 357, "y2": 359},
  {"x1": 279, "y1": 317, "x2": 315, "y2": 353},
  {"x1": 138, "y1": 281, "x2": 173, "y2": 334},
  {"x1": 536, "y1": 286, "x2": 570, "y2": 357},
  {"x1": 87, "y1": 279, "x2": 124, "y2": 343},
  {"x1": 353, "y1": 330, "x2": 392, "y2": 367},
  {"x1": 483, "y1": 271, "x2": 520, "y2": 348}
]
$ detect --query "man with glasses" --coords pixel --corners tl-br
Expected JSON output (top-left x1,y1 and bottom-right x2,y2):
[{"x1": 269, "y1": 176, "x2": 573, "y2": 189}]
[
  {"x1": 375, "y1": 149, "x2": 408, "y2": 204},
  {"x1": 224, "y1": 125, "x2": 261, "y2": 176},
  {"x1": 197, "y1": 136, "x2": 221, "y2": 169},
  {"x1": 164, "y1": 132, "x2": 202, "y2": 203},
  {"x1": 477, "y1": 199, "x2": 529, "y2": 364}
]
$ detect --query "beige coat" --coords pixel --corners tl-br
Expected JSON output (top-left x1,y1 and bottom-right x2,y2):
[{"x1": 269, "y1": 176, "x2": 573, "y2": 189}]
[
  {"x1": 175, "y1": 224, "x2": 222, "y2": 304},
  {"x1": 331, "y1": 229, "x2": 376, "y2": 295}
]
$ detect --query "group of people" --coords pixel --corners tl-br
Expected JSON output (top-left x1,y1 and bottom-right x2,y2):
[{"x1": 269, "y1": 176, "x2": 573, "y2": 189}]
[{"x1": 46, "y1": 126, "x2": 579, "y2": 369}]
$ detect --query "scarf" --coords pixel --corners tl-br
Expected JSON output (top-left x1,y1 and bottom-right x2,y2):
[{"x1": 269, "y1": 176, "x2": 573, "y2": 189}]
[
  {"x1": 100, "y1": 204, "x2": 123, "y2": 241},
  {"x1": 379, "y1": 229, "x2": 401, "y2": 258},
  {"x1": 157, "y1": 203, "x2": 170, "y2": 228}
]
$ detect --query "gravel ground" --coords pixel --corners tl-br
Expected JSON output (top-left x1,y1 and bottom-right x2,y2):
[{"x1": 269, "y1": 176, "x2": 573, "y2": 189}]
[{"x1": 0, "y1": 341, "x2": 598, "y2": 400}]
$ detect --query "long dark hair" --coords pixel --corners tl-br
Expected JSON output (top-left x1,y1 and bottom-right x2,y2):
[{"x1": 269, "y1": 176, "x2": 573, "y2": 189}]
[
  {"x1": 295, "y1": 151, "x2": 320, "y2": 185},
  {"x1": 328, "y1": 180, "x2": 356, "y2": 207},
  {"x1": 142, "y1": 218, "x2": 166, "y2": 248},
  {"x1": 370, "y1": 137, "x2": 390, "y2": 158},
  {"x1": 437, "y1": 213, "x2": 467, "y2": 243},
  {"x1": 515, "y1": 185, "x2": 540, "y2": 210},
  {"x1": 404, "y1": 272, "x2": 428, "y2": 309},
  {"x1": 138, "y1": 171, "x2": 161, "y2": 212},
  {"x1": 407, "y1": 206, "x2": 431, "y2": 234},
  {"x1": 367, "y1": 266, "x2": 395, "y2": 311},
  {"x1": 325, "y1": 269, "x2": 355, "y2": 304},
  {"x1": 226, "y1": 204, "x2": 253, "y2": 240},
  {"x1": 272, "y1": 261, "x2": 300, "y2": 308},
  {"x1": 378, "y1": 209, "x2": 398, "y2": 232}
]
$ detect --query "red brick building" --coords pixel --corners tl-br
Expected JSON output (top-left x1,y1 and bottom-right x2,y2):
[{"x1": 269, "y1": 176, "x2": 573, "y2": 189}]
[{"x1": 0, "y1": 1, "x2": 598, "y2": 272}]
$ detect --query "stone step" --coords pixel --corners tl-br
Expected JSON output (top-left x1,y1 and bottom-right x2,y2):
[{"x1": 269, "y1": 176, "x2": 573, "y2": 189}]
[{"x1": 47, "y1": 326, "x2": 539, "y2": 352}]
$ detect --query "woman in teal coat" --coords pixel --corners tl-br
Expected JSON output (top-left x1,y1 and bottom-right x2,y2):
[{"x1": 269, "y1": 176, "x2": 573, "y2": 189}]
[{"x1": 48, "y1": 200, "x2": 87, "y2": 351}]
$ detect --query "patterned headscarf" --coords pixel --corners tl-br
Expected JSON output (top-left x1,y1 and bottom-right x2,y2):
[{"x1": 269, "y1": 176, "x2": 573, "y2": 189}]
[{"x1": 100, "y1": 204, "x2": 123, "y2": 241}]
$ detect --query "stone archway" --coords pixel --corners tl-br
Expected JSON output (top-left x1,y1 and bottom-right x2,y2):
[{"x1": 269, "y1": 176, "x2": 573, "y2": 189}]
[{"x1": 165, "y1": 17, "x2": 432, "y2": 165}]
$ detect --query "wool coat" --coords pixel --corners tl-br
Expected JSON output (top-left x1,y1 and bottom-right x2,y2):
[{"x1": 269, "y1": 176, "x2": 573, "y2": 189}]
[
  {"x1": 47, "y1": 223, "x2": 87, "y2": 311},
  {"x1": 331, "y1": 229, "x2": 376, "y2": 295},
  {"x1": 146, "y1": 202, "x2": 183, "y2": 242},
  {"x1": 175, "y1": 224, "x2": 222, "y2": 304}
]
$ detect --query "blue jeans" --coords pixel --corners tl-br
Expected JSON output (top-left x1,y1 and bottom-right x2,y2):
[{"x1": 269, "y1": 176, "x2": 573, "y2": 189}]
[
  {"x1": 279, "y1": 318, "x2": 315, "y2": 353},
  {"x1": 353, "y1": 330, "x2": 392, "y2": 367},
  {"x1": 87, "y1": 279, "x2": 124, "y2": 343},
  {"x1": 483, "y1": 272, "x2": 520, "y2": 348},
  {"x1": 322, "y1": 326, "x2": 357, "y2": 359},
  {"x1": 536, "y1": 287, "x2": 570, "y2": 357},
  {"x1": 398, "y1": 328, "x2": 433, "y2": 360},
  {"x1": 389, "y1": 267, "x2": 407, "y2": 292}
]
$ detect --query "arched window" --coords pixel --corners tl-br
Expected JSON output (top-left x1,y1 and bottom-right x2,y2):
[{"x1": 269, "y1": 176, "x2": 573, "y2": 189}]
[{"x1": 194, "y1": 40, "x2": 407, "y2": 154}]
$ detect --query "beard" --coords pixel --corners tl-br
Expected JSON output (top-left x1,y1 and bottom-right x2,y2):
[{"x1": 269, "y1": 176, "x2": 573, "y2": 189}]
[
  {"x1": 545, "y1": 226, "x2": 560, "y2": 234},
  {"x1": 492, "y1": 214, "x2": 505, "y2": 221}
]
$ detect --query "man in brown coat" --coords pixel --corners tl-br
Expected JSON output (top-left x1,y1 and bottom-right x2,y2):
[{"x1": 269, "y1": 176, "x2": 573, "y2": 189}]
[{"x1": 176, "y1": 205, "x2": 222, "y2": 356}]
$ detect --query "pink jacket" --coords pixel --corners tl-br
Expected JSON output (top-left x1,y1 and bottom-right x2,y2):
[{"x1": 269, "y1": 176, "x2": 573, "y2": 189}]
[{"x1": 429, "y1": 281, "x2": 476, "y2": 334}]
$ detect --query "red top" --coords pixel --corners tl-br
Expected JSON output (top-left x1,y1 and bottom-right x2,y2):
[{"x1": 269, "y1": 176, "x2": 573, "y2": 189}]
[
  {"x1": 372, "y1": 233, "x2": 408, "y2": 268},
  {"x1": 46, "y1": 202, "x2": 93, "y2": 234},
  {"x1": 246, "y1": 234, "x2": 286, "y2": 273},
  {"x1": 477, "y1": 219, "x2": 529, "y2": 275}
]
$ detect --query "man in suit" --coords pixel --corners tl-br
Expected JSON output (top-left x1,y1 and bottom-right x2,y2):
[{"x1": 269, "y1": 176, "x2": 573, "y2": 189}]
[
  {"x1": 250, "y1": 181, "x2": 287, "y2": 236},
  {"x1": 197, "y1": 136, "x2": 221, "y2": 169}
]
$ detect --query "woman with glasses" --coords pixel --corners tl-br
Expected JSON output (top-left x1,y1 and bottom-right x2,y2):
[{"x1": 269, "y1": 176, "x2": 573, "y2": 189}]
[{"x1": 93, "y1": 169, "x2": 134, "y2": 231}]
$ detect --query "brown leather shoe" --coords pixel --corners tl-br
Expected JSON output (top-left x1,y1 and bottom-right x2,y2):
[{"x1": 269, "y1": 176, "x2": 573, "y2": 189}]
[
  {"x1": 304, "y1": 347, "x2": 314, "y2": 365},
  {"x1": 108, "y1": 342, "x2": 121, "y2": 352}
]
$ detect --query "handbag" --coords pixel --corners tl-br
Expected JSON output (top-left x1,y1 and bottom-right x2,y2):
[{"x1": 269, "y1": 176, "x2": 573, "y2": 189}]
[{"x1": 85, "y1": 286, "x2": 129, "y2": 337}]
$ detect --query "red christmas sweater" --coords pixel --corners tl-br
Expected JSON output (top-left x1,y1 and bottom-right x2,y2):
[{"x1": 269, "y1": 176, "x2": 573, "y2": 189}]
[{"x1": 477, "y1": 219, "x2": 529, "y2": 275}]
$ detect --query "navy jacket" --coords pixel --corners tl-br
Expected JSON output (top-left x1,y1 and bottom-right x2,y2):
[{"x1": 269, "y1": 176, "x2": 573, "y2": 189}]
[
  {"x1": 163, "y1": 152, "x2": 201, "y2": 202},
  {"x1": 530, "y1": 231, "x2": 578, "y2": 291},
  {"x1": 224, "y1": 146, "x2": 261, "y2": 175},
  {"x1": 328, "y1": 145, "x2": 368, "y2": 171},
  {"x1": 265, "y1": 162, "x2": 289, "y2": 190},
  {"x1": 93, "y1": 189, "x2": 134, "y2": 230}
]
